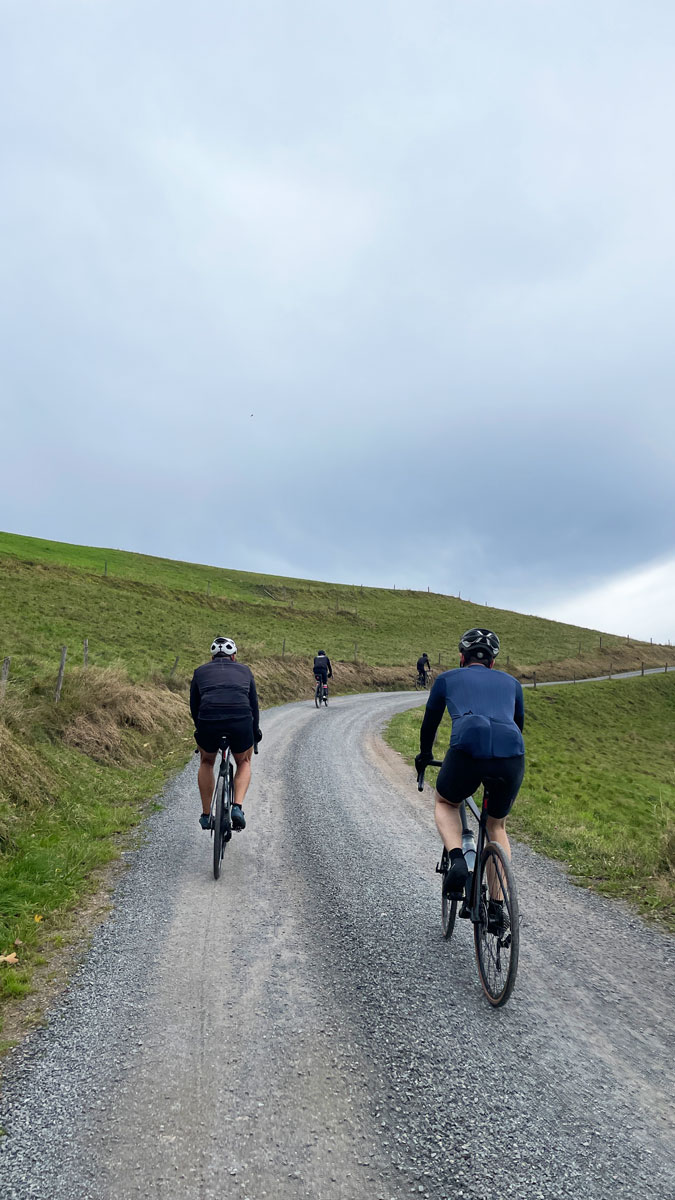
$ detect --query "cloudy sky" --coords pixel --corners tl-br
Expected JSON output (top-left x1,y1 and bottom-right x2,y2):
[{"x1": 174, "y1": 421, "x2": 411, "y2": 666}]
[{"x1": 2, "y1": 1, "x2": 674, "y2": 640}]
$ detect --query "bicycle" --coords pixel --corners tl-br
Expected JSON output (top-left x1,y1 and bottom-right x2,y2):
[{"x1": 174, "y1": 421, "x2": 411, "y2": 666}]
[
  {"x1": 210, "y1": 737, "x2": 258, "y2": 880},
  {"x1": 314, "y1": 677, "x2": 329, "y2": 708},
  {"x1": 414, "y1": 670, "x2": 434, "y2": 690},
  {"x1": 417, "y1": 759, "x2": 520, "y2": 1007}
]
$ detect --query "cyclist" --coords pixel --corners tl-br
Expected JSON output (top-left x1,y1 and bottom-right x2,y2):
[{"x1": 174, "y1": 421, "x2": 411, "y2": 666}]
[
  {"x1": 190, "y1": 636, "x2": 262, "y2": 833},
  {"x1": 415, "y1": 628, "x2": 524, "y2": 926},
  {"x1": 313, "y1": 650, "x2": 333, "y2": 698},
  {"x1": 416, "y1": 652, "x2": 431, "y2": 686}
]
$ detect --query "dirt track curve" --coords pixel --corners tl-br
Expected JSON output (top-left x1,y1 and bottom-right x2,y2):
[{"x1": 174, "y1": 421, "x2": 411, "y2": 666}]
[{"x1": 1, "y1": 691, "x2": 674, "y2": 1200}]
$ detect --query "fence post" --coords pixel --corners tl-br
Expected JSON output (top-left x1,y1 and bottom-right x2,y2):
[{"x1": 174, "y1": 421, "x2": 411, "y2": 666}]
[
  {"x1": 354, "y1": 642, "x2": 358, "y2": 661},
  {"x1": 533, "y1": 671, "x2": 537, "y2": 688},
  {"x1": 608, "y1": 661, "x2": 612, "y2": 679},
  {"x1": 282, "y1": 638, "x2": 286, "y2": 658},
  {"x1": 207, "y1": 580, "x2": 210, "y2": 596},
  {"x1": 427, "y1": 586, "x2": 429, "y2": 592},
  {"x1": 506, "y1": 655, "x2": 510, "y2": 669},
  {"x1": 104, "y1": 560, "x2": 108, "y2": 577},
  {"x1": 0, "y1": 656, "x2": 10, "y2": 700},
  {"x1": 641, "y1": 661, "x2": 645, "y2": 676},
  {"x1": 83, "y1": 638, "x2": 88, "y2": 667},
  {"x1": 437, "y1": 652, "x2": 441, "y2": 666},
  {"x1": 665, "y1": 663, "x2": 668, "y2": 673},
  {"x1": 55, "y1": 646, "x2": 67, "y2": 702},
  {"x1": 573, "y1": 670, "x2": 576, "y2": 683},
  {"x1": 169, "y1": 655, "x2": 179, "y2": 677},
  {"x1": 599, "y1": 635, "x2": 602, "y2": 649}
]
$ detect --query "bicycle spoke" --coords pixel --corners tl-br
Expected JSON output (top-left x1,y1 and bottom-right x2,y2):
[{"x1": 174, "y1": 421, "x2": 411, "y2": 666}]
[{"x1": 474, "y1": 842, "x2": 520, "y2": 1007}]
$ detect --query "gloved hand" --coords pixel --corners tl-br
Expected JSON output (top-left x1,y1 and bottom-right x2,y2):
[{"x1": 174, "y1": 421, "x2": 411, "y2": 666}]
[
  {"x1": 254, "y1": 727, "x2": 263, "y2": 744},
  {"x1": 415, "y1": 751, "x2": 432, "y2": 774}
]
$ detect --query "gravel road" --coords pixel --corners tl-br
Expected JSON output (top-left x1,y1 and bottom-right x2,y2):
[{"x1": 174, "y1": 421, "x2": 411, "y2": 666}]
[{"x1": 1, "y1": 691, "x2": 674, "y2": 1200}]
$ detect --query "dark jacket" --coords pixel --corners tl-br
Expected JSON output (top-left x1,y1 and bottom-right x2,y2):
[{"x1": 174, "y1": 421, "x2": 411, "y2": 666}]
[
  {"x1": 420, "y1": 663, "x2": 524, "y2": 759},
  {"x1": 313, "y1": 654, "x2": 333, "y2": 678},
  {"x1": 190, "y1": 658, "x2": 260, "y2": 726}
]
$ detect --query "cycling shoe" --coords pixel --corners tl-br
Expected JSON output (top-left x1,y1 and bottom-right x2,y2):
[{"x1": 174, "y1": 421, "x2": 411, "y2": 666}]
[
  {"x1": 442, "y1": 854, "x2": 468, "y2": 900},
  {"x1": 231, "y1": 804, "x2": 246, "y2": 831},
  {"x1": 199, "y1": 813, "x2": 212, "y2": 830}
]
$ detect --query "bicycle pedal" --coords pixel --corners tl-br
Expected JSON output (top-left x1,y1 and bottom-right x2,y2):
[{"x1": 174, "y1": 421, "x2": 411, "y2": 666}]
[{"x1": 435, "y1": 861, "x2": 445, "y2": 875}]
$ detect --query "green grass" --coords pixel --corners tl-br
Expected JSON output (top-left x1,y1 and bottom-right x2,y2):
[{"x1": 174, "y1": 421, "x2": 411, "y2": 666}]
[
  {"x1": 1, "y1": 529, "x2": 668, "y2": 686},
  {"x1": 385, "y1": 672, "x2": 675, "y2": 925},
  {"x1": 0, "y1": 730, "x2": 190, "y2": 1011}
]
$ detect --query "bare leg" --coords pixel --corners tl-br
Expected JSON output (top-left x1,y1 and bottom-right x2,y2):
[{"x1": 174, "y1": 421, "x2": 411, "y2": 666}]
[
  {"x1": 197, "y1": 749, "x2": 217, "y2": 816},
  {"x1": 486, "y1": 815, "x2": 511, "y2": 859},
  {"x1": 434, "y1": 792, "x2": 463, "y2": 851},
  {"x1": 486, "y1": 816, "x2": 510, "y2": 900},
  {"x1": 232, "y1": 747, "x2": 253, "y2": 808}
]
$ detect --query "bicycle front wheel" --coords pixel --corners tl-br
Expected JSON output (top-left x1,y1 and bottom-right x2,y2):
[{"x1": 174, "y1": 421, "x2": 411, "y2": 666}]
[
  {"x1": 213, "y1": 774, "x2": 225, "y2": 880},
  {"x1": 473, "y1": 842, "x2": 520, "y2": 1007}
]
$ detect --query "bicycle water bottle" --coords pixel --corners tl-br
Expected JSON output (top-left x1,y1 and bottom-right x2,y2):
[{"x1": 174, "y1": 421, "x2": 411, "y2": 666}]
[{"x1": 462, "y1": 828, "x2": 476, "y2": 874}]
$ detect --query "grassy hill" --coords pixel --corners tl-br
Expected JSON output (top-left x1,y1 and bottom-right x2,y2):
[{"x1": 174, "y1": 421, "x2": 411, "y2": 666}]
[
  {"x1": 1, "y1": 530, "x2": 670, "y2": 689},
  {"x1": 0, "y1": 528, "x2": 672, "y2": 1038},
  {"x1": 386, "y1": 673, "x2": 675, "y2": 926}
]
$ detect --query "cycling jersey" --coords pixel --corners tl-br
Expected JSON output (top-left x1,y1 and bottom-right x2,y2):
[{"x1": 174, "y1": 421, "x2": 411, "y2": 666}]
[
  {"x1": 416, "y1": 655, "x2": 430, "y2": 674},
  {"x1": 313, "y1": 654, "x2": 333, "y2": 679},
  {"x1": 420, "y1": 663, "x2": 524, "y2": 759},
  {"x1": 190, "y1": 658, "x2": 260, "y2": 727}
]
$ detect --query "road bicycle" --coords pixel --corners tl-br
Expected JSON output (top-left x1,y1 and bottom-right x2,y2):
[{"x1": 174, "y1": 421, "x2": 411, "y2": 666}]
[
  {"x1": 210, "y1": 737, "x2": 258, "y2": 880},
  {"x1": 414, "y1": 670, "x2": 434, "y2": 690},
  {"x1": 314, "y1": 677, "x2": 329, "y2": 708},
  {"x1": 417, "y1": 760, "x2": 520, "y2": 1007}
]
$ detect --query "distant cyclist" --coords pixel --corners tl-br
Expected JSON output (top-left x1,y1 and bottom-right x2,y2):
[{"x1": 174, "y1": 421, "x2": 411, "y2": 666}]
[
  {"x1": 416, "y1": 652, "x2": 431, "y2": 686},
  {"x1": 415, "y1": 628, "x2": 524, "y2": 925},
  {"x1": 313, "y1": 649, "x2": 333, "y2": 696},
  {"x1": 190, "y1": 636, "x2": 262, "y2": 833}
]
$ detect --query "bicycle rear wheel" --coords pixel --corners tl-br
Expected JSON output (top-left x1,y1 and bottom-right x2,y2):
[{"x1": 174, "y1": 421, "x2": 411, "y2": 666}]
[
  {"x1": 212, "y1": 773, "x2": 225, "y2": 880},
  {"x1": 315, "y1": 684, "x2": 321, "y2": 708},
  {"x1": 473, "y1": 842, "x2": 519, "y2": 1007},
  {"x1": 439, "y1": 848, "x2": 457, "y2": 940}
]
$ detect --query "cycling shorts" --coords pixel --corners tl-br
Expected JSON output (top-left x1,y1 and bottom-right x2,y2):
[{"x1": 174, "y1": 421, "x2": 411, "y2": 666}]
[
  {"x1": 194, "y1": 715, "x2": 254, "y2": 755},
  {"x1": 435, "y1": 748, "x2": 525, "y2": 819},
  {"x1": 314, "y1": 671, "x2": 328, "y2": 684}
]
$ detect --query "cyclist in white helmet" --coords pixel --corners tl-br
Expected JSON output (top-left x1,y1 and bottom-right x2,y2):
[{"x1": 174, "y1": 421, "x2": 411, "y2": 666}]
[{"x1": 190, "y1": 636, "x2": 262, "y2": 832}]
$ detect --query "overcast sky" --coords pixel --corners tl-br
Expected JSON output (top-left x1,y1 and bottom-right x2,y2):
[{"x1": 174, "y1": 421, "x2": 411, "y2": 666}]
[{"x1": 2, "y1": 1, "x2": 674, "y2": 641}]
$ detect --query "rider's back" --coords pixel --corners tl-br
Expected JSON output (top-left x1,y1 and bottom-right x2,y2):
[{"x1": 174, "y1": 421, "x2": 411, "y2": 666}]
[
  {"x1": 191, "y1": 658, "x2": 256, "y2": 719},
  {"x1": 428, "y1": 665, "x2": 524, "y2": 758}
]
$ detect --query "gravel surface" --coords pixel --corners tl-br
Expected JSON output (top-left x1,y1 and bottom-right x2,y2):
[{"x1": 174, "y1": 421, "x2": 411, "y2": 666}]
[{"x1": 1, "y1": 691, "x2": 674, "y2": 1200}]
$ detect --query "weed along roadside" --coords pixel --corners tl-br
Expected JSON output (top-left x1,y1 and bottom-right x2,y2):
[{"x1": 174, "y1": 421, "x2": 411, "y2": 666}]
[{"x1": 386, "y1": 671, "x2": 675, "y2": 928}]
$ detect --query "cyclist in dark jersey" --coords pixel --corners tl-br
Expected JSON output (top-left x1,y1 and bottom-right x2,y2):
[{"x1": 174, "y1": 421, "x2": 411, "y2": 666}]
[
  {"x1": 313, "y1": 651, "x2": 333, "y2": 686},
  {"x1": 190, "y1": 636, "x2": 262, "y2": 832},
  {"x1": 415, "y1": 628, "x2": 524, "y2": 907},
  {"x1": 416, "y1": 653, "x2": 431, "y2": 685}
]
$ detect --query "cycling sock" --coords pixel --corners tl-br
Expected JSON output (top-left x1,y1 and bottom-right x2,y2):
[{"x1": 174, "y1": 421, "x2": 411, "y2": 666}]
[{"x1": 449, "y1": 848, "x2": 465, "y2": 865}]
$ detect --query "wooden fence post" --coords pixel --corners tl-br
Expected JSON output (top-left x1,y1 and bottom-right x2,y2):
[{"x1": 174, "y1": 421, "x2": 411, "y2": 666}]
[
  {"x1": 282, "y1": 638, "x2": 286, "y2": 658},
  {"x1": 608, "y1": 661, "x2": 612, "y2": 679},
  {"x1": 83, "y1": 638, "x2": 88, "y2": 667},
  {"x1": 169, "y1": 655, "x2": 179, "y2": 677},
  {"x1": 599, "y1": 635, "x2": 602, "y2": 649},
  {"x1": 438, "y1": 652, "x2": 441, "y2": 665},
  {"x1": 665, "y1": 663, "x2": 668, "y2": 673},
  {"x1": 0, "y1": 656, "x2": 10, "y2": 700},
  {"x1": 55, "y1": 646, "x2": 67, "y2": 702},
  {"x1": 573, "y1": 670, "x2": 576, "y2": 683},
  {"x1": 533, "y1": 671, "x2": 537, "y2": 688},
  {"x1": 354, "y1": 642, "x2": 358, "y2": 661},
  {"x1": 641, "y1": 661, "x2": 645, "y2": 676},
  {"x1": 207, "y1": 581, "x2": 210, "y2": 596},
  {"x1": 104, "y1": 560, "x2": 108, "y2": 577}
]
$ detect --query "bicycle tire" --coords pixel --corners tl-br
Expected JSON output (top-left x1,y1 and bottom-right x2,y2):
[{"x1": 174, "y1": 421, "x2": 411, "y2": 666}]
[
  {"x1": 415, "y1": 677, "x2": 423, "y2": 690},
  {"x1": 439, "y1": 849, "x2": 457, "y2": 940},
  {"x1": 473, "y1": 841, "x2": 520, "y2": 1007},
  {"x1": 315, "y1": 685, "x2": 321, "y2": 708},
  {"x1": 213, "y1": 773, "x2": 225, "y2": 880}
]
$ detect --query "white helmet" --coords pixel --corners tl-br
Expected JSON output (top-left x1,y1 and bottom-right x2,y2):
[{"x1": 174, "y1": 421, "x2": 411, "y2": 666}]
[{"x1": 211, "y1": 636, "x2": 237, "y2": 657}]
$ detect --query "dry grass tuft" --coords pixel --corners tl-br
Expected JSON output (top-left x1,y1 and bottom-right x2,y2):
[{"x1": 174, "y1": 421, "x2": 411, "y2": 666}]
[{"x1": 54, "y1": 667, "x2": 189, "y2": 764}]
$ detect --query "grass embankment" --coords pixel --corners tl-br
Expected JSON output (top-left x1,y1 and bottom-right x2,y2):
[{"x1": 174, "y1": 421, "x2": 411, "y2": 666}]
[
  {"x1": 1, "y1": 528, "x2": 672, "y2": 1034},
  {"x1": 385, "y1": 673, "x2": 675, "y2": 926}
]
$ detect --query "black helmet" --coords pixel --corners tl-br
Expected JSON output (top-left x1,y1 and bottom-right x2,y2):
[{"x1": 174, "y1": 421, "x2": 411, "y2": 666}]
[
  {"x1": 458, "y1": 628, "x2": 500, "y2": 661},
  {"x1": 317, "y1": 649, "x2": 326, "y2": 655}
]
